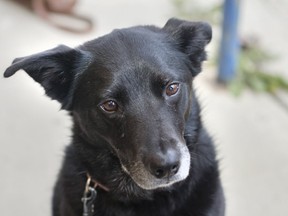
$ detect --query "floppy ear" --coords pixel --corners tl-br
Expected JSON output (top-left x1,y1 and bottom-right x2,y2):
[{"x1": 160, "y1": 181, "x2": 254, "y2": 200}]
[
  {"x1": 163, "y1": 18, "x2": 212, "y2": 76},
  {"x1": 4, "y1": 45, "x2": 91, "y2": 110}
]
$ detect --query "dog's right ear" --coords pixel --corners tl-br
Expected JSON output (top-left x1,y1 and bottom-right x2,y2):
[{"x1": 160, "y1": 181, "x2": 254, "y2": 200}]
[
  {"x1": 4, "y1": 45, "x2": 91, "y2": 110},
  {"x1": 163, "y1": 18, "x2": 212, "y2": 76}
]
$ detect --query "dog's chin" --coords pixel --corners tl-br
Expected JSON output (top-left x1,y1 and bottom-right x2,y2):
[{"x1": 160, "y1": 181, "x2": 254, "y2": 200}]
[{"x1": 131, "y1": 170, "x2": 190, "y2": 190}]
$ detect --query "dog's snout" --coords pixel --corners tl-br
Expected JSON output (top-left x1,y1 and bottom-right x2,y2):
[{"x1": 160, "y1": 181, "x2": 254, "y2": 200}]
[
  {"x1": 153, "y1": 162, "x2": 180, "y2": 179},
  {"x1": 147, "y1": 148, "x2": 181, "y2": 179}
]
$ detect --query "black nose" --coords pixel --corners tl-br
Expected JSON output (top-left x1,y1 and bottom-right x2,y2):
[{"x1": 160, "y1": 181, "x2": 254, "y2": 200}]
[{"x1": 147, "y1": 149, "x2": 180, "y2": 179}]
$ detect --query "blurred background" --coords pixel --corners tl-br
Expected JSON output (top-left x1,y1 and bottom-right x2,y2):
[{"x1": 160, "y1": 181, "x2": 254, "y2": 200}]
[{"x1": 0, "y1": 0, "x2": 288, "y2": 215}]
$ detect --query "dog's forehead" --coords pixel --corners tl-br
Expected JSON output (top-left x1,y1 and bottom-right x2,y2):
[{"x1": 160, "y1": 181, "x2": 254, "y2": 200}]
[
  {"x1": 74, "y1": 26, "x2": 193, "y2": 106},
  {"x1": 83, "y1": 27, "x2": 185, "y2": 69},
  {"x1": 83, "y1": 26, "x2": 191, "y2": 80},
  {"x1": 91, "y1": 26, "x2": 169, "y2": 53}
]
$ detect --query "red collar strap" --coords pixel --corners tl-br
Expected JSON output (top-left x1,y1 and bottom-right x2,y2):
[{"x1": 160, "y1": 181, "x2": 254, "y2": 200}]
[
  {"x1": 82, "y1": 174, "x2": 109, "y2": 216},
  {"x1": 86, "y1": 174, "x2": 110, "y2": 192}
]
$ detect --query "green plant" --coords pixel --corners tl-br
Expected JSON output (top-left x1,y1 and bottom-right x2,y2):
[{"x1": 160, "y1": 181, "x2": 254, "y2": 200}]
[{"x1": 229, "y1": 41, "x2": 288, "y2": 96}]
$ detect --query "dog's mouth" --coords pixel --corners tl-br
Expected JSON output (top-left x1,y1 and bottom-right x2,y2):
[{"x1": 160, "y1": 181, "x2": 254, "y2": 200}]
[{"x1": 120, "y1": 145, "x2": 191, "y2": 190}]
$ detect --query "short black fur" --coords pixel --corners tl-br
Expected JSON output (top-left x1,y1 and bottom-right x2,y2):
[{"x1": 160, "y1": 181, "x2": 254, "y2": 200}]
[{"x1": 4, "y1": 18, "x2": 225, "y2": 216}]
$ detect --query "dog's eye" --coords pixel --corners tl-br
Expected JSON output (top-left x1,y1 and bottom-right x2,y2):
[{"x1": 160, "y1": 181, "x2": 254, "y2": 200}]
[
  {"x1": 166, "y1": 83, "x2": 179, "y2": 96},
  {"x1": 100, "y1": 100, "x2": 118, "y2": 113}
]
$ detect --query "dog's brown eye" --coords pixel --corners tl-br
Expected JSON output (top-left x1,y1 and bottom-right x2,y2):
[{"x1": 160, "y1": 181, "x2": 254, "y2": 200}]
[
  {"x1": 100, "y1": 100, "x2": 118, "y2": 113},
  {"x1": 166, "y1": 83, "x2": 179, "y2": 96}
]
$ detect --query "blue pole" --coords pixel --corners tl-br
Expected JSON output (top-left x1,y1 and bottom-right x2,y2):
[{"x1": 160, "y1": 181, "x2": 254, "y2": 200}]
[{"x1": 218, "y1": 0, "x2": 240, "y2": 83}]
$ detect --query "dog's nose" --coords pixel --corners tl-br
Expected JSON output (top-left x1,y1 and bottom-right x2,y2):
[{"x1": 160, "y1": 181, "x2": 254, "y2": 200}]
[{"x1": 148, "y1": 148, "x2": 180, "y2": 179}]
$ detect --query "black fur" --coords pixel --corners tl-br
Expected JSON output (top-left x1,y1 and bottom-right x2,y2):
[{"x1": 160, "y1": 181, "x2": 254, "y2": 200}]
[{"x1": 4, "y1": 18, "x2": 225, "y2": 216}]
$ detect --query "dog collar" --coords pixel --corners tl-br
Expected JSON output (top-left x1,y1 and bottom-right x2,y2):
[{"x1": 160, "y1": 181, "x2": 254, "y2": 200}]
[
  {"x1": 81, "y1": 174, "x2": 110, "y2": 216},
  {"x1": 85, "y1": 174, "x2": 110, "y2": 192}
]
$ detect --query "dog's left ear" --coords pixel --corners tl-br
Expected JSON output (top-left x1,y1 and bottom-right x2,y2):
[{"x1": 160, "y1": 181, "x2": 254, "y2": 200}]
[
  {"x1": 163, "y1": 18, "x2": 212, "y2": 76},
  {"x1": 4, "y1": 45, "x2": 91, "y2": 110}
]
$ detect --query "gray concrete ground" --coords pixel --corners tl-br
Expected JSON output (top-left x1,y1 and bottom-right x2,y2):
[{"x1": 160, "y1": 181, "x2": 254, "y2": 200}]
[{"x1": 0, "y1": 0, "x2": 288, "y2": 216}]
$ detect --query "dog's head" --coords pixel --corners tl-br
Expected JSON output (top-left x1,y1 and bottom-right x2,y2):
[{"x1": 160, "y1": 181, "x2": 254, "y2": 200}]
[{"x1": 4, "y1": 18, "x2": 211, "y2": 190}]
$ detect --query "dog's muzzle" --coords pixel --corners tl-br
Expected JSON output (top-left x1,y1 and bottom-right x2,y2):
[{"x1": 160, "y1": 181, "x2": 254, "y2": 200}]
[{"x1": 122, "y1": 142, "x2": 191, "y2": 190}]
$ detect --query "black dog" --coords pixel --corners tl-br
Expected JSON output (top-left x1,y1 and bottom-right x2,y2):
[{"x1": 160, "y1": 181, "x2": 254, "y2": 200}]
[{"x1": 4, "y1": 18, "x2": 225, "y2": 216}]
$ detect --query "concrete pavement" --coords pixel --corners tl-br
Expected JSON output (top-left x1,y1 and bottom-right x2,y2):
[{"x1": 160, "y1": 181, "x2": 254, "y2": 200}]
[{"x1": 0, "y1": 0, "x2": 288, "y2": 215}]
